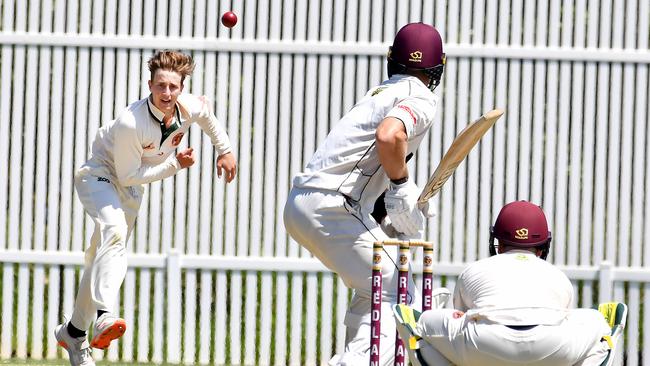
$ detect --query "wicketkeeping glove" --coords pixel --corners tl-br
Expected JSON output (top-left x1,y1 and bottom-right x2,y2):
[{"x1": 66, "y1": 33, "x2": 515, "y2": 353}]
[{"x1": 384, "y1": 179, "x2": 425, "y2": 236}]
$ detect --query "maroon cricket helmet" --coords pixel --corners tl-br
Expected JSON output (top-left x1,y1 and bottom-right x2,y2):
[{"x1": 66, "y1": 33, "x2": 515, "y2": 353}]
[
  {"x1": 489, "y1": 201, "x2": 552, "y2": 259},
  {"x1": 388, "y1": 22, "x2": 446, "y2": 90}
]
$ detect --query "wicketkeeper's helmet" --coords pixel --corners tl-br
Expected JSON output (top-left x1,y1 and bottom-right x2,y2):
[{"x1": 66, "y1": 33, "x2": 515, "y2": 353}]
[
  {"x1": 387, "y1": 22, "x2": 446, "y2": 91},
  {"x1": 489, "y1": 201, "x2": 552, "y2": 260}
]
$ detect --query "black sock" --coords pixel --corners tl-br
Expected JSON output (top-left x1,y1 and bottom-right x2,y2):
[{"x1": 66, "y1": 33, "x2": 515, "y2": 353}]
[
  {"x1": 67, "y1": 322, "x2": 86, "y2": 338},
  {"x1": 97, "y1": 309, "x2": 108, "y2": 319}
]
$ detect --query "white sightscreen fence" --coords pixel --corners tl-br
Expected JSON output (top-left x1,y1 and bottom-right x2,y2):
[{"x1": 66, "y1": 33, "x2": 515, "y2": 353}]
[{"x1": 0, "y1": 0, "x2": 649, "y2": 365}]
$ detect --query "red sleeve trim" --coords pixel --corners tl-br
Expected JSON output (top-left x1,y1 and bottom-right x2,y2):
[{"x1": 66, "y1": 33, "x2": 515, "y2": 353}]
[{"x1": 398, "y1": 105, "x2": 417, "y2": 125}]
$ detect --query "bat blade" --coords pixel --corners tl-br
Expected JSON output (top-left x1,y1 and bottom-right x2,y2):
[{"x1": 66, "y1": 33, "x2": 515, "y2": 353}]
[{"x1": 418, "y1": 109, "x2": 504, "y2": 204}]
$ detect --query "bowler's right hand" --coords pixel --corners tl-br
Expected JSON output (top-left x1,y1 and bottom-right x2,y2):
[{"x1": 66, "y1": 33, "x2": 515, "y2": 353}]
[
  {"x1": 176, "y1": 147, "x2": 196, "y2": 168},
  {"x1": 217, "y1": 152, "x2": 237, "y2": 183}
]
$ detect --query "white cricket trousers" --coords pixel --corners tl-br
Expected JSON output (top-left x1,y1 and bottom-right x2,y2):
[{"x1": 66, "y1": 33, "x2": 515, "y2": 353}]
[
  {"x1": 284, "y1": 187, "x2": 420, "y2": 366},
  {"x1": 70, "y1": 170, "x2": 143, "y2": 330},
  {"x1": 415, "y1": 308, "x2": 611, "y2": 366}
]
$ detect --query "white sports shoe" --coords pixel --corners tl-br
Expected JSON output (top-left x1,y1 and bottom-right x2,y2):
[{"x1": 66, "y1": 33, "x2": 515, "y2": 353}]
[
  {"x1": 90, "y1": 312, "x2": 127, "y2": 349},
  {"x1": 54, "y1": 323, "x2": 95, "y2": 366}
]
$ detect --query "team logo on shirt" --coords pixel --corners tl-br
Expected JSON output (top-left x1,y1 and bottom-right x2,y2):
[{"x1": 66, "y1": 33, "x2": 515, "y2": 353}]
[
  {"x1": 515, "y1": 228, "x2": 529, "y2": 240},
  {"x1": 409, "y1": 51, "x2": 423, "y2": 63},
  {"x1": 172, "y1": 132, "x2": 185, "y2": 147},
  {"x1": 371, "y1": 87, "x2": 386, "y2": 96}
]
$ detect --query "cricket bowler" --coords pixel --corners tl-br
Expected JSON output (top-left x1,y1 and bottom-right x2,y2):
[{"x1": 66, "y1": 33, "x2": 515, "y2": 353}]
[{"x1": 55, "y1": 50, "x2": 237, "y2": 366}]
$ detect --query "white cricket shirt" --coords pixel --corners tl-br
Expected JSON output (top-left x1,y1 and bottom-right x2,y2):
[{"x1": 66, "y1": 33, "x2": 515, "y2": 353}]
[
  {"x1": 292, "y1": 74, "x2": 439, "y2": 207},
  {"x1": 80, "y1": 94, "x2": 232, "y2": 187},
  {"x1": 453, "y1": 250, "x2": 574, "y2": 326}
]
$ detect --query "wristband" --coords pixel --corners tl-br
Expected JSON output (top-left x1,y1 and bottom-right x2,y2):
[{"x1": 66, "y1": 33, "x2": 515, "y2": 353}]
[{"x1": 390, "y1": 176, "x2": 409, "y2": 185}]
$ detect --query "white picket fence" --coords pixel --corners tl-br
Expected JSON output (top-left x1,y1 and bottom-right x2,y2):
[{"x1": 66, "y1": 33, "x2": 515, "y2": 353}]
[
  {"x1": 0, "y1": 0, "x2": 649, "y2": 365},
  {"x1": 1, "y1": 250, "x2": 648, "y2": 365}
]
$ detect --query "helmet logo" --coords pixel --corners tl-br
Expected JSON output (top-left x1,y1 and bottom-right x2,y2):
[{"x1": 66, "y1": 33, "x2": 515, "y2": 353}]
[
  {"x1": 409, "y1": 51, "x2": 423, "y2": 62},
  {"x1": 515, "y1": 228, "x2": 529, "y2": 240}
]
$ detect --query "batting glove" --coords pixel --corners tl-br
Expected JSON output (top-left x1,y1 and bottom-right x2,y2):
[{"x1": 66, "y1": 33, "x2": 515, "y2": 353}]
[
  {"x1": 418, "y1": 200, "x2": 436, "y2": 218},
  {"x1": 384, "y1": 178, "x2": 424, "y2": 236},
  {"x1": 379, "y1": 216, "x2": 400, "y2": 238}
]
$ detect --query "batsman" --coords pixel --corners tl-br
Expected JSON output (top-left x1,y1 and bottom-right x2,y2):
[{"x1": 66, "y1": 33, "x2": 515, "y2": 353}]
[{"x1": 284, "y1": 23, "x2": 445, "y2": 365}]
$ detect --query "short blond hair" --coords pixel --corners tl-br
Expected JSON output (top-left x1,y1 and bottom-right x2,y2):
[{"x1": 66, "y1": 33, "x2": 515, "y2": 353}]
[{"x1": 148, "y1": 50, "x2": 195, "y2": 83}]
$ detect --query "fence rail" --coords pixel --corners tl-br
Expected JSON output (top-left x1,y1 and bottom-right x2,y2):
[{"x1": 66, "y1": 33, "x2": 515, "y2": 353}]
[
  {"x1": 1, "y1": 32, "x2": 649, "y2": 63},
  {"x1": 4, "y1": 249, "x2": 650, "y2": 281}
]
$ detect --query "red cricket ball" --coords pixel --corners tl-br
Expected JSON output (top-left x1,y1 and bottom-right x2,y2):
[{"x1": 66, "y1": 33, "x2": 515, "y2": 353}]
[{"x1": 221, "y1": 11, "x2": 237, "y2": 28}]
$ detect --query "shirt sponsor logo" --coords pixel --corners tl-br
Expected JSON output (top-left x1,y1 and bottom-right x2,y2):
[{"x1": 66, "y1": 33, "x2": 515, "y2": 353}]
[
  {"x1": 97, "y1": 177, "x2": 111, "y2": 184},
  {"x1": 515, "y1": 228, "x2": 529, "y2": 240},
  {"x1": 409, "y1": 51, "x2": 423, "y2": 63},
  {"x1": 398, "y1": 105, "x2": 417, "y2": 125}
]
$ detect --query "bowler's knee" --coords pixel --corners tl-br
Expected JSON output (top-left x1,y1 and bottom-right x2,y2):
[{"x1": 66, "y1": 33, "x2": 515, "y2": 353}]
[{"x1": 100, "y1": 221, "x2": 128, "y2": 250}]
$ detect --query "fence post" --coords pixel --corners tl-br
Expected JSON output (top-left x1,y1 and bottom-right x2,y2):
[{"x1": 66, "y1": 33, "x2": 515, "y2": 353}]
[
  {"x1": 167, "y1": 250, "x2": 181, "y2": 363},
  {"x1": 1, "y1": 264, "x2": 14, "y2": 359},
  {"x1": 598, "y1": 261, "x2": 613, "y2": 305}
]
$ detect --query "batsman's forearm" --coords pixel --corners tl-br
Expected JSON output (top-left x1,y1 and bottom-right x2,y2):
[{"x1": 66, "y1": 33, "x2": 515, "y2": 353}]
[{"x1": 376, "y1": 117, "x2": 409, "y2": 180}]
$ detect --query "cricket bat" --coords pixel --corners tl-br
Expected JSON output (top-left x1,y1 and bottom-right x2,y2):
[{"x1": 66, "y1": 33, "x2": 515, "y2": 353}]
[{"x1": 418, "y1": 109, "x2": 504, "y2": 204}]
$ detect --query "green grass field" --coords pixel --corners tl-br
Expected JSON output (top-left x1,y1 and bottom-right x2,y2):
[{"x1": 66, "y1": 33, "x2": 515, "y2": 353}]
[
  {"x1": 0, "y1": 361, "x2": 76, "y2": 365},
  {"x1": 0, "y1": 361, "x2": 70, "y2": 365},
  {"x1": 0, "y1": 360, "x2": 184, "y2": 365}
]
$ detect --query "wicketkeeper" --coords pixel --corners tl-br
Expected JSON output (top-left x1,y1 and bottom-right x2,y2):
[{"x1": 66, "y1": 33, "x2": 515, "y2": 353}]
[{"x1": 393, "y1": 201, "x2": 624, "y2": 366}]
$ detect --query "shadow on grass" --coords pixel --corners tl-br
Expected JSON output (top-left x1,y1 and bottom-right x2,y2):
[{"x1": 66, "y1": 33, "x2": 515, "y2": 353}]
[{"x1": 0, "y1": 360, "x2": 190, "y2": 366}]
